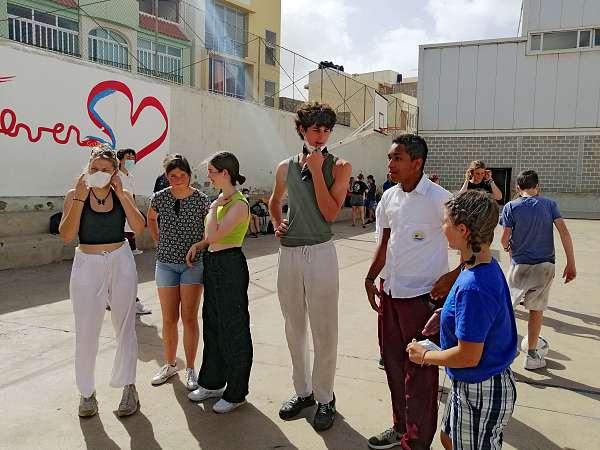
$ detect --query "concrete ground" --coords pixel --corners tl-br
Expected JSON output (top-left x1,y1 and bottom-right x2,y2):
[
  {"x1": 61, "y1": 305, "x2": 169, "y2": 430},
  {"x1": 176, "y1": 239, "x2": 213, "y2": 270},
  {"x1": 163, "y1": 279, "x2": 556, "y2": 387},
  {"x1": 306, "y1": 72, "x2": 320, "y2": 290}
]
[{"x1": 1, "y1": 219, "x2": 598, "y2": 450}]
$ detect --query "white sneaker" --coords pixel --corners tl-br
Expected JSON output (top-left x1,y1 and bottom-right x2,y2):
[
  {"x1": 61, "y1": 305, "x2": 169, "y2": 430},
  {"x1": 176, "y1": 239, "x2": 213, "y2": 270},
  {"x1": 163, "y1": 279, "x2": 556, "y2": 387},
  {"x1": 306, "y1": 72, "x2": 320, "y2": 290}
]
[
  {"x1": 132, "y1": 249, "x2": 144, "y2": 255},
  {"x1": 187, "y1": 385, "x2": 225, "y2": 402},
  {"x1": 151, "y1": 364, "x2": 178, "y2": 385},
  {"x1": 185, "y1": 368, "x2": 199, "y2": 391},
  {"x1": 135, "y1": 301, "x2": 152, "y2": 315},
  {"x1": 524, "y1": 351, "x2": 546, "y2": 370},
  {"x1": 212, "y1": 398, "x2": 246, "y2": 414}
]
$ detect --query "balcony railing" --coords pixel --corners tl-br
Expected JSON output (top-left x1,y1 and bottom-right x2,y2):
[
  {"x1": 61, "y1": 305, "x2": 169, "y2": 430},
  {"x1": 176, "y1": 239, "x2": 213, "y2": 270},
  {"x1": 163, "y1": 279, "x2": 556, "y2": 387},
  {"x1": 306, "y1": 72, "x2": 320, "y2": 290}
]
[
  {"x1": 205, "y1": 32, "x2": 247, "y2": 58},
  {"x1": 88, "y1": 34, "x2": 130, "y2": 71},
  {"x1": 137, "y1": 48, "x2": 183, "y2": 84},
  {"x1": 8, "y1": 15, "x2": 79, "y2": 56}
]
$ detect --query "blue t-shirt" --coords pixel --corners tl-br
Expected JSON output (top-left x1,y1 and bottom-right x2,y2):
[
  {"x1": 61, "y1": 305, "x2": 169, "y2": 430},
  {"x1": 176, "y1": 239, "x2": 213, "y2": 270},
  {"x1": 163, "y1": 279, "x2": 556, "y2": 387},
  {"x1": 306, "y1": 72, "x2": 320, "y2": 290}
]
[
  {"x1": 500, "y1": 196, "x2": 561, "y2": 265},
  {"x1": 383, "y1": 180, "x2": 395, "y2": 192},
  {"x1": 440, "y1": 259, "x2": 517, "y2": 383}
]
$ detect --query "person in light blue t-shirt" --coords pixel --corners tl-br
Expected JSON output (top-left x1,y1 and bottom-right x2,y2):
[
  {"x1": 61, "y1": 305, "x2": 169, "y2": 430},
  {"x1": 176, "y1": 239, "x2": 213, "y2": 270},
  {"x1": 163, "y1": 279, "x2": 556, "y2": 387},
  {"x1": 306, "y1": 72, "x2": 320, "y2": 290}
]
[
  {"x1": 500, "y1": 170, "x2": 576, "y2": 371},
  {"x1": 407, "y1": 190, "x2": 517, "y2": 450}
]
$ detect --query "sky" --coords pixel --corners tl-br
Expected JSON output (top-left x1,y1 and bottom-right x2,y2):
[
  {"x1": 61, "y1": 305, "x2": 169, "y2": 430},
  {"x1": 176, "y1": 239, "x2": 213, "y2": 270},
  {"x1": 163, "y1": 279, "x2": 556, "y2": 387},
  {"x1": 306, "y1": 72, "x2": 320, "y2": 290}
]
[{"x1": 281, "y1": 0, "x2": 524, "y2": 78}]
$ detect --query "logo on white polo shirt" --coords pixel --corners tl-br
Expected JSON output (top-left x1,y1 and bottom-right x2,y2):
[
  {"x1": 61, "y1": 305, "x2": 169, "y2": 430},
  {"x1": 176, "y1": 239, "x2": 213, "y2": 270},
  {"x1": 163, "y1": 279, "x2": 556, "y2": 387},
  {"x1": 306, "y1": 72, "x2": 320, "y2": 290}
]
[{"x1": 412, "y1": 231, "x2": 425, "y2": 241}]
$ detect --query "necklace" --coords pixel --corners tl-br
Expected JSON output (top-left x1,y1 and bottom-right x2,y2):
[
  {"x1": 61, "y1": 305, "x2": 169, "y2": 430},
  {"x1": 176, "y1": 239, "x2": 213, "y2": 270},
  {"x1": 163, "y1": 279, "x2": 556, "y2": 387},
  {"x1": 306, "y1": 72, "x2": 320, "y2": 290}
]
[{"x1": 91, "y1": 189, "x2": 111, "y2": 205}]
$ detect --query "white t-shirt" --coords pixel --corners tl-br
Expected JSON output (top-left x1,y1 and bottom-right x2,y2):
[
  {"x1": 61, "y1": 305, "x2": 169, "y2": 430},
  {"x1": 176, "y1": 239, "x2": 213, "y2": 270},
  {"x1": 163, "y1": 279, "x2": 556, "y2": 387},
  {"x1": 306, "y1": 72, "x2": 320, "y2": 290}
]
[
  {"x1": 118, "y1": 169, "x2": 135, "y2": 194},
  {"x1": 378, "y1": 176, "x2": 451, "y2": 298},
  {"x1": 374, "y1": 201, "x2": 388, "y2": 281},
  {"x1": 118, "y1": 170, "x2": 135, "y2": 233}
]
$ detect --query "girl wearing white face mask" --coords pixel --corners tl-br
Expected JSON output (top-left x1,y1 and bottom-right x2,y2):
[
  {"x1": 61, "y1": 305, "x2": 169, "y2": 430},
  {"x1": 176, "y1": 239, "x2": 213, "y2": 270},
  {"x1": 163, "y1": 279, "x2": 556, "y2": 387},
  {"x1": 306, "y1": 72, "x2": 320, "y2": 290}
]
[{"x1": 59, "y1": 146, "x2": 146, "y2": 418}]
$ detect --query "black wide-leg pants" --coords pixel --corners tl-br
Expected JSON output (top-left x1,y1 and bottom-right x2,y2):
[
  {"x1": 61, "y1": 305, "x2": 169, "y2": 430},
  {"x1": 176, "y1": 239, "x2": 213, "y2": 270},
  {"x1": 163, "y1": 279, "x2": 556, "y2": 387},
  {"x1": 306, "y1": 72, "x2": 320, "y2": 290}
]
[{"x1": 198, "y1": 247, "x2": 253, "y2": 403}]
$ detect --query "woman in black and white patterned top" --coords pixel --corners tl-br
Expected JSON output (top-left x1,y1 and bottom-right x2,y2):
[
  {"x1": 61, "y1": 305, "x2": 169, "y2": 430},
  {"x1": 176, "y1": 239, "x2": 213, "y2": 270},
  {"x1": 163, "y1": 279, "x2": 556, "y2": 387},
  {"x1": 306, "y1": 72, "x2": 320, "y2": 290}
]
[{"x1": 147, "y1": 154, "x2": 210, "y2": 390}]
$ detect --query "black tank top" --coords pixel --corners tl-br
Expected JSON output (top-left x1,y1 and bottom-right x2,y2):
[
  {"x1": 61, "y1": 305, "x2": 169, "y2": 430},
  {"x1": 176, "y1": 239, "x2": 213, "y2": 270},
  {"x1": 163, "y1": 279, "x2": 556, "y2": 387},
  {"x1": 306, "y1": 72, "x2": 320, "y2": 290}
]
[{"x1": 78, "y1": 190, "x2": 126, "y2": 245}]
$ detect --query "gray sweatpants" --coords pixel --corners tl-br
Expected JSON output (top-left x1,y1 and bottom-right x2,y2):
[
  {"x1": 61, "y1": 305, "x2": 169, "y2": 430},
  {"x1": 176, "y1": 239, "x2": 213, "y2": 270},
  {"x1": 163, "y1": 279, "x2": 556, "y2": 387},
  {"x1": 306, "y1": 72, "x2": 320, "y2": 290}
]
[{"x1": 277, "y1": 240, "x2": 339, "y2": 404}]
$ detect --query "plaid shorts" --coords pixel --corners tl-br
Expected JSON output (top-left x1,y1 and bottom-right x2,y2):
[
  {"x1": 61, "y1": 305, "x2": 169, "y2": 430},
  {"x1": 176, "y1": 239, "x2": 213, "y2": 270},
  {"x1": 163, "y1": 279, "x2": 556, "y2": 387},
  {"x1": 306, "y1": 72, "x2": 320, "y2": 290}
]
[{"x1": 442, "y1": 368, "x2": 517, "y2": 450}]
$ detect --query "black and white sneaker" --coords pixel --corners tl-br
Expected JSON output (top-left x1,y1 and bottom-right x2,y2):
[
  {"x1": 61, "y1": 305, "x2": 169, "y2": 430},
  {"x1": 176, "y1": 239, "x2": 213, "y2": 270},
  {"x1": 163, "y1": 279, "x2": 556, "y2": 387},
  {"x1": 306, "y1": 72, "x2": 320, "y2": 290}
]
[
  {"x1": 279, "y1": 393, "x2": 316, "y2": 420},
  {"x1": 313, "y1": 394, "x2": 336, "y2": 431},
  {"x1": 368, "y1": 427, "x2": 401, "y2": 449}
]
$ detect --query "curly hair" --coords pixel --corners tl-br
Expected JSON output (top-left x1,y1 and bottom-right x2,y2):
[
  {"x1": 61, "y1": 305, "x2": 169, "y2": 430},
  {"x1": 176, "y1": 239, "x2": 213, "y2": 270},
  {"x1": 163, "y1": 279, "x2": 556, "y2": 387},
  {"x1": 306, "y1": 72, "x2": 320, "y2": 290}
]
[
  {"x1": 294, "y1": 102, "x2": 336, "y2": 140},
  {"x1": 392, "y1": 134, "x2": 428, "y2": 171},
  {"x1": 465, "y1": 160, "x2": 486, "y2": 181},
  {"x1": 445, "y1": 190, "x2": 499, "y2": 261}
]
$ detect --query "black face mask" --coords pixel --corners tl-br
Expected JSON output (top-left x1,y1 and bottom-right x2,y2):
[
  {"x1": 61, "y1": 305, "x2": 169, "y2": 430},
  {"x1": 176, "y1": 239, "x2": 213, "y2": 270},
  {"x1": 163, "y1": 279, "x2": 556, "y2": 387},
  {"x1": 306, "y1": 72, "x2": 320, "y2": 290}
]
[{"x1": 301, "y1": 145, "x2": 328, "y2": 181}]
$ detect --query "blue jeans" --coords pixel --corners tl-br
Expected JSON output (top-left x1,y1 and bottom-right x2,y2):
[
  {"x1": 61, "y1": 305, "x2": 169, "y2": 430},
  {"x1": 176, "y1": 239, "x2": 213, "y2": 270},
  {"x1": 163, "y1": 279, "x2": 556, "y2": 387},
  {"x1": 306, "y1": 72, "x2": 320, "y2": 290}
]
[{"x1": 155, "y1": 260, "x2": 204, "y2": 288}]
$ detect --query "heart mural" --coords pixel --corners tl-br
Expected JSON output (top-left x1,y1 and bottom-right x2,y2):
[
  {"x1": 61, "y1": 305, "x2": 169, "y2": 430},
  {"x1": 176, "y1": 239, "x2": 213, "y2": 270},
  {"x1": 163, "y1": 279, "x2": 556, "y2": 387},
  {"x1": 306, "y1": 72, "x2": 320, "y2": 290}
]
[
  {"x1": 85, "y1": 80, "x2": 169, "y2": 161},
  {"x1": 1, "y1": 77, "x2": 169, "y2": 161}
]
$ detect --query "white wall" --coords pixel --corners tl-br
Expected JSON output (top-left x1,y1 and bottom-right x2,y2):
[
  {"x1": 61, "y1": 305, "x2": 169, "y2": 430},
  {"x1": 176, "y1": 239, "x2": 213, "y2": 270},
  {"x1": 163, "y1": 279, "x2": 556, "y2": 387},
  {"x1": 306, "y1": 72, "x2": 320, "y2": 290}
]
[
  {"x1": 0, "y1": 41, "x2": 392, "y2": 198},
  {"x1": 0, "y1": 42, "x2": 170, "y2": 196},
  {"x1": 418, "y1": 39, "x2": 600, "y2": 132},
  {"x1": 523, "y1": 0, "x2": 600, "y2": 34}
]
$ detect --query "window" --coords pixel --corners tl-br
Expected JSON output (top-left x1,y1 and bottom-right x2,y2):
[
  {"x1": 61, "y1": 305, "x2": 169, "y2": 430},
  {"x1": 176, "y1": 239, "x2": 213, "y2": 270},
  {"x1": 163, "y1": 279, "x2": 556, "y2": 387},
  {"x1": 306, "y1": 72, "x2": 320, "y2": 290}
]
[
  {"x1": 530, "y1": 34, "x2": 541, "y2": 51},
  {"x1": 7, "y1": 3, "x2": 31, "y2": 18},
  {"x1": 209, "y1": 57, "x2": 246, "y2": 99},
  {"x1": 137, "y1": 38, "x2": 184, "y2": 83},
  {"x1": 138, "y1": 0, "x2": 179, "y2": 22},
  {"x1": 543, "y1": 30, "x2": 578, "y2": 51},
  {"x1": 579, "y1": 30, "x2": 591, "y2": 47},
  {"x1": 265, "y1": 30, "x2": 276, "y2": 65},
  {"x1": 264, "y1": 80, "x2": 276, "y2": 107},
  {"x1": 88, "y1": 28, "x2": 130, "y2": 70},
  {"x1": 205, "y1": 1, "x2": 247, "y2": 58},
  {"x1": 529, "y1": 28, "x2": 599, "y2": 53},
  {"x1": 7, "y1": 3, "x2": 79, "y2": 55}
]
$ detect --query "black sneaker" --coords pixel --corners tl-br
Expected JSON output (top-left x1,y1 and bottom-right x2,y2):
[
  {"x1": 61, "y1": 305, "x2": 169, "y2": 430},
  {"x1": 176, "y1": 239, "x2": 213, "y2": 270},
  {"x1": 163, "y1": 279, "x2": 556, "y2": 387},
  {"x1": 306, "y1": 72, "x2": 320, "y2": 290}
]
[
  {"x1": 368, "y1": 427, "x2": 401, "y2": 449},
  {"x1": 279, "y1": 393, "x2": 316, "y2": 420},
  {"x1": 313, "y1": 394, "x2": 336, "y2": 431}
]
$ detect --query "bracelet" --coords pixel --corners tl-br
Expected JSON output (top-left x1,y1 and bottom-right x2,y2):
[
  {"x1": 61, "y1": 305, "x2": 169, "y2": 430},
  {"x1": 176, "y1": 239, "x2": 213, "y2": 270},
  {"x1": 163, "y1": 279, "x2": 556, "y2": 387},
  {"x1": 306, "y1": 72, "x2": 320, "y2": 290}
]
[
  {"x1": 503, "y1": 246, "x2": 510, "y2": 252},
  {"x1": 73, "y1": 198, "x2": 84, "y2": 203},
  {"x1": 365, "y1": 277, "x2": 375, "y2": 283},
  {"x1": 420, "y1": 350, "x2": 430, "y2": 367}
]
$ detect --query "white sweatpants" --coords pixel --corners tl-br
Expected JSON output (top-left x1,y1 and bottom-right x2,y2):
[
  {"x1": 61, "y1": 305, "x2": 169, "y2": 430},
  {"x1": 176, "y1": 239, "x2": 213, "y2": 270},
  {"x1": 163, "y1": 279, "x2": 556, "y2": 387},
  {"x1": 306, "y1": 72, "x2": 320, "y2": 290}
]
[
  {"x1": 70, "y1": 243, "x2": 138, "y2": 397},
  {"x1": 277, "y1": 240, "x2": 339, "y2": 404}
]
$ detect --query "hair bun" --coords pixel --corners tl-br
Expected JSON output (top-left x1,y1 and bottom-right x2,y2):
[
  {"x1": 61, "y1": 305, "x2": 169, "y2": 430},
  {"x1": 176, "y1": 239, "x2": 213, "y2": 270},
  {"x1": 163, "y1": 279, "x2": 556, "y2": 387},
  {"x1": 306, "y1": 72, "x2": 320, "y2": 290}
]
[{"x1": 237, "y1": 174, "x2": 246, "y2": 185}]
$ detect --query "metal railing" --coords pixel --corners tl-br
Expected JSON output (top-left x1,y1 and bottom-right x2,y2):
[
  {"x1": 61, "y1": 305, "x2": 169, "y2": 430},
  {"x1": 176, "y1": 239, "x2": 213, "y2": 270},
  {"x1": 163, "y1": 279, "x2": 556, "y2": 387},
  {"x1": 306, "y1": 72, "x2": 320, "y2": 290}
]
[
  {"x1": 205, "y1": 31, "x2": 248, "y2": 58},
  {"x1": 137, "y1": 47, "x2": 183, "y2": 84},
  {"x1": 88, "y1": 34, "x2": 130, "y2": 71},
  {"x1": 8, "y1": 15, "x2": 79, "y2": 56}
]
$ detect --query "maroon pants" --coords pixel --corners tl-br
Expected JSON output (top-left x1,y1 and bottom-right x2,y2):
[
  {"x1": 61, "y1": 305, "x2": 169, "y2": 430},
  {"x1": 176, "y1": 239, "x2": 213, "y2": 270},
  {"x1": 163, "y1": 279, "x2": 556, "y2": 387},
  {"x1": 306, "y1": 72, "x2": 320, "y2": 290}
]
[
  {"x1": 381, "y1": 291, "x2": 439, "y2": 450},
  {"x1": 377, "y1": 279, "x2": 385, "y2": 355}
]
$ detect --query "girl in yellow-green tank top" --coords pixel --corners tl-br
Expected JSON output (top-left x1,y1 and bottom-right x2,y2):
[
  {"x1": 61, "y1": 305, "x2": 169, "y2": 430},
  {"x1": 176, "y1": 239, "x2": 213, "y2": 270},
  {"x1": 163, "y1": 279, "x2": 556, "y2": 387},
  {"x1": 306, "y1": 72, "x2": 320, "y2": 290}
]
[{"x1": 185, "y1": 152, "x2": 253, "y2": 414}]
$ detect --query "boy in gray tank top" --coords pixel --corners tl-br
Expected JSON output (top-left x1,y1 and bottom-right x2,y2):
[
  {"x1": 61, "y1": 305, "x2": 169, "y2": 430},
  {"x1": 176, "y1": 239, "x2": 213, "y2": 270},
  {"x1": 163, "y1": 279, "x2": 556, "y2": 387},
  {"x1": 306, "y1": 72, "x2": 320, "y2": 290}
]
[{"x1": 269, "y1": 102, "x2": 352, "y2": 432}]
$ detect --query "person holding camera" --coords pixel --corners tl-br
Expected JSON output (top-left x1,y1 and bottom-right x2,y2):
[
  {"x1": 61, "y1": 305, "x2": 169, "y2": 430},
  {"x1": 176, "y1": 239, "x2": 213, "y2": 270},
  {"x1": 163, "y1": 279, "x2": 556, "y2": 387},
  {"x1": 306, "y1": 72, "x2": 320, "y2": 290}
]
[{"x1": 459, "y1": 160, "x2": 502, "y2": 201}]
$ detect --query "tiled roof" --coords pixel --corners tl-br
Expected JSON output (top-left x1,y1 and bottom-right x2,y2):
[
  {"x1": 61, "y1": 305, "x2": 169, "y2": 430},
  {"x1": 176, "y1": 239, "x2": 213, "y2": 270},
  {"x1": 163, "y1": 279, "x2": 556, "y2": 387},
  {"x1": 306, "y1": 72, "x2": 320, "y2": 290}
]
[
  {"x1": 51, "y1": 0, "x2": 78, "y2": 8},
  {"x1": 139, "y1": 14, "x2": 189, "y2": 42}
]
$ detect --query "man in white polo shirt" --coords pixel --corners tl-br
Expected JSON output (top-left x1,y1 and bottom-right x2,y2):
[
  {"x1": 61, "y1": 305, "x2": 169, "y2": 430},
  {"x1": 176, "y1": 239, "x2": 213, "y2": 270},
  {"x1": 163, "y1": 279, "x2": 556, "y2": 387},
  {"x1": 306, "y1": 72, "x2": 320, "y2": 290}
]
[{"x1": 364, "y1": 135, "x2": 452, "y2": 450}]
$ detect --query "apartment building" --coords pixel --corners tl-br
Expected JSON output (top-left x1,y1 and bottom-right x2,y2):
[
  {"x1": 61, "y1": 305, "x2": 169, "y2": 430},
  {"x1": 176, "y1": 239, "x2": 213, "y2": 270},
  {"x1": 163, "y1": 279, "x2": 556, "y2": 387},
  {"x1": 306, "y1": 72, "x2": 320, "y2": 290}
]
[{"x1": 1, "y1": 0, "x2": 280, "y2": 103}]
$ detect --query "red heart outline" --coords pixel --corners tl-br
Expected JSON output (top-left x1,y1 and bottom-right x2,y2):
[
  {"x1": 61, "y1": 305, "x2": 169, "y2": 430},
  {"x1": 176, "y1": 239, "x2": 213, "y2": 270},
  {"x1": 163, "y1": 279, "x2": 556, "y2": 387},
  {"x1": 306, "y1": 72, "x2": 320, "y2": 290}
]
[{"x1": 87, "y1": 80, "x2": 169, "y2": 161}]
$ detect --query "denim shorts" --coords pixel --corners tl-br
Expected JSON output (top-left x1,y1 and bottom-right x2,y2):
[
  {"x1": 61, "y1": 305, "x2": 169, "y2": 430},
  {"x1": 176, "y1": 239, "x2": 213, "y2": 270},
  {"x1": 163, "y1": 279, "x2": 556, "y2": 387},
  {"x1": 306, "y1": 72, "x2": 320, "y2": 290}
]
[{"x1": 155, "y1": 260, "x2": 204, "y2": 288}]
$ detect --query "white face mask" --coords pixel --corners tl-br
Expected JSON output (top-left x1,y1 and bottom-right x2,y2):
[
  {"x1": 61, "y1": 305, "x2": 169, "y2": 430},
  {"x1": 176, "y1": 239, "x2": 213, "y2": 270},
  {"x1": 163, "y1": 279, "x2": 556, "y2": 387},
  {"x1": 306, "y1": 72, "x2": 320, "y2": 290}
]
[{"x1": 86, "y1": 171, "x2": 113, "y2": 188}]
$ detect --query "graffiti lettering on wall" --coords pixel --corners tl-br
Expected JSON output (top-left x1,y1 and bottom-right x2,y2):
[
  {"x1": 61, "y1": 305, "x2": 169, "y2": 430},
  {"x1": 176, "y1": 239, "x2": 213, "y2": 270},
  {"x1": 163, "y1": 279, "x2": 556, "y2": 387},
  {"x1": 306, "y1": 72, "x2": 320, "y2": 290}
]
[{"x1": 0, "y1": 78, "x2": 169, "y2": 162}]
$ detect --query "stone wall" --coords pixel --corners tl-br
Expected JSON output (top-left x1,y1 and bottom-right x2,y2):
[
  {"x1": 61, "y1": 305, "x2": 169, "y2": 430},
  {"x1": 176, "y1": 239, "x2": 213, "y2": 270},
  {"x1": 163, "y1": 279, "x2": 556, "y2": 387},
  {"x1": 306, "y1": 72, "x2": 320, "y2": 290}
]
[{"x1": 423, "y1": 134, "x2": 600, "y2": 217}]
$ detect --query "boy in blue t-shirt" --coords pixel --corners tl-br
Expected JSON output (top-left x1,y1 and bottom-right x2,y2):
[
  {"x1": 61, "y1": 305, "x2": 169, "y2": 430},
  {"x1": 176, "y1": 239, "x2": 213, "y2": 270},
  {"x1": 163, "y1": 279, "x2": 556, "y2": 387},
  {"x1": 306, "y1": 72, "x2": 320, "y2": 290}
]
[{"x1": 500, "y1": 170, "x2": 577, "y2": 370}]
